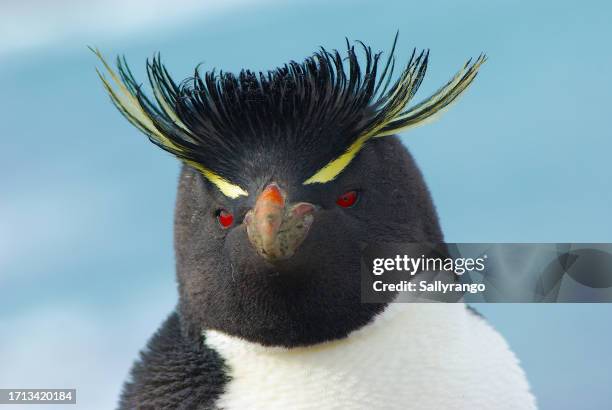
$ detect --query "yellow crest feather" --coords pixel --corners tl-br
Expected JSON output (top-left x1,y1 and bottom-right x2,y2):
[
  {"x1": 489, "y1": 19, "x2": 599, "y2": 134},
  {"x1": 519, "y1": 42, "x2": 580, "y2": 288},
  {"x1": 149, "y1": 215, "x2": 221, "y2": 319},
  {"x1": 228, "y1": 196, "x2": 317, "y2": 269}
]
[
  {"x1": 92, "y1": 48, "x2": 249, "y2": 199},
  {"x1": 304, "y1": 54, "x2": 486, "y2": 185}
]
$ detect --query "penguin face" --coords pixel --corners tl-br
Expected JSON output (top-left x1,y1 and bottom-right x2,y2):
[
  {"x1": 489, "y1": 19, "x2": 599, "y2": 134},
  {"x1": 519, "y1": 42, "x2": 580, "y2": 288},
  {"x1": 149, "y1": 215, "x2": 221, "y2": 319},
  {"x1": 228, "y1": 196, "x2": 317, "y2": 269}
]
[
  {"x1": 175, "y1": 137, "x2": 443, "y2": 347},
  {"x1": 94, "y1": 37, "x2": 483, "y2": 347}
]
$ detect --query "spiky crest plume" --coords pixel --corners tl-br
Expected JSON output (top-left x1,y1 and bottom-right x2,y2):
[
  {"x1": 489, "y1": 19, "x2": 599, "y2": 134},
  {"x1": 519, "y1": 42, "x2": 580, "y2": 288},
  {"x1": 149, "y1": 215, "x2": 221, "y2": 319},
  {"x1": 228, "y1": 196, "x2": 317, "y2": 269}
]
[{"x1": 93, "y1": 35, "x2": 485, "y2": 198}]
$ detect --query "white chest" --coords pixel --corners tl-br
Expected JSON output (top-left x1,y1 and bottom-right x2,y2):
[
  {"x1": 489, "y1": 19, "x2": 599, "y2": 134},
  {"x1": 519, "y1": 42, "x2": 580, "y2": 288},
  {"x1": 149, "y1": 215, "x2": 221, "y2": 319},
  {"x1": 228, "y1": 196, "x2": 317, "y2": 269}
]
[{"x1": 204, "y1": 304, "x2": 536, "y2": 410}]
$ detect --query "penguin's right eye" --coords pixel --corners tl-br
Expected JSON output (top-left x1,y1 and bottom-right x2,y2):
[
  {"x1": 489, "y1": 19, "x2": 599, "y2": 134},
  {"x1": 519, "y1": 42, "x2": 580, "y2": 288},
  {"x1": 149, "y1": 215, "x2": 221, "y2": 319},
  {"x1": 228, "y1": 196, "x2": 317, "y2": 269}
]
[
  {"x1": 336, "y1": 190, "x2": 359, "y2": 208},
  {"x1": 216, "y1": 209, "x2": 234, "y2": 228}
]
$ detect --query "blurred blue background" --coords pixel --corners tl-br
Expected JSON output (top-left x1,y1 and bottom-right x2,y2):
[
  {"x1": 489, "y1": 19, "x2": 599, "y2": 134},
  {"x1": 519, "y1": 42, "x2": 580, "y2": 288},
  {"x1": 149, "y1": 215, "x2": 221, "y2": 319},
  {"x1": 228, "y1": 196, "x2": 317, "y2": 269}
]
[{"x1": 1, "y1": 0, "x2": 611, "y2": 409}]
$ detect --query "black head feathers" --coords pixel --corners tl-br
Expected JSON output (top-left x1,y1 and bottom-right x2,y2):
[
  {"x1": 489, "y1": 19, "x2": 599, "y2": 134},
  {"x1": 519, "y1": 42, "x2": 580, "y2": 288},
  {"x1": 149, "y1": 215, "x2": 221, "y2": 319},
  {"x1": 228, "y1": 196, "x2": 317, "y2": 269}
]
[{"x1": 93, "y1": 35, "x2": 485, "y2": 198}]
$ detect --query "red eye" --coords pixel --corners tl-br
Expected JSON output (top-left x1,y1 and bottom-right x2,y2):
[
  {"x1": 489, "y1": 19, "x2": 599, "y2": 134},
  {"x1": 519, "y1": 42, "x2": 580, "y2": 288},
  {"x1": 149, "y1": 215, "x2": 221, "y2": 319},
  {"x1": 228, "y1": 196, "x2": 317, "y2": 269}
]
[
  {"x1": 336, "y1": 190, "x2": 359, "y2": 208},
  {"x1": 217, "y1": 209, "x2": 234, "y2": 228}
]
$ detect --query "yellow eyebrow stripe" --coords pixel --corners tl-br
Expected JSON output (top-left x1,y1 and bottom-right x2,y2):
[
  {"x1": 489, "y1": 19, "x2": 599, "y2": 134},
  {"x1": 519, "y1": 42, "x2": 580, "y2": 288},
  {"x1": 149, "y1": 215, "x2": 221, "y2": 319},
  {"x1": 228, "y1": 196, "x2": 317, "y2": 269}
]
[
  {"x1": 303, "y1": 134, "x2": 369, "y2": 185},
  {"x1": 185, "y1": 161, "x2": 249, "y2": 199}
]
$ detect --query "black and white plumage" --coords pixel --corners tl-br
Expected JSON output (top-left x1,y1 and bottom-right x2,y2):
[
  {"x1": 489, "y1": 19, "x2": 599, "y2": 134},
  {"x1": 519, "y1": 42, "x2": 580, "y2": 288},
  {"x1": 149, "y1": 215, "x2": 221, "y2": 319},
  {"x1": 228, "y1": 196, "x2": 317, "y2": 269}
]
[{"x1": 95, "y1": 37, "x2": 536, "y2": 409}]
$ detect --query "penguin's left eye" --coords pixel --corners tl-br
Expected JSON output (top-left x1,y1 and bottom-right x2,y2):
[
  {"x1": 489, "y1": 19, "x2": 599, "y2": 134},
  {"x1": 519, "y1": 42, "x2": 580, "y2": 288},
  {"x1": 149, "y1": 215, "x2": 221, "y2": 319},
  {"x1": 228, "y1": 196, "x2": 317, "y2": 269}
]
[
  {"x1": 336, "y1": 190, "x2": 359, "y2": 208},
  {"x1": 216, "y1": 209, "x2": 234, "y2": 228}
]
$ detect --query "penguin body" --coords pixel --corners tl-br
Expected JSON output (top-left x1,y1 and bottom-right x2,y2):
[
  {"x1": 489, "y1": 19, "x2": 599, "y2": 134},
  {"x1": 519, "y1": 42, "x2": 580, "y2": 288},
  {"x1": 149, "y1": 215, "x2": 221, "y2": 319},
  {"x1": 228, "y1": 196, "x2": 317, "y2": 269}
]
[
  {"x1": 207, "y1": 304, "x2": 535, "y2": 410},
  {"x1": 94, "y1": 40, "x2": 536, "y2": 409},
  {"x1": 117, "y1": 139, "x2": 536, "y2": 409},
  {"x1": 119, "y1": 303, "x2": 536, "y2": 409}
]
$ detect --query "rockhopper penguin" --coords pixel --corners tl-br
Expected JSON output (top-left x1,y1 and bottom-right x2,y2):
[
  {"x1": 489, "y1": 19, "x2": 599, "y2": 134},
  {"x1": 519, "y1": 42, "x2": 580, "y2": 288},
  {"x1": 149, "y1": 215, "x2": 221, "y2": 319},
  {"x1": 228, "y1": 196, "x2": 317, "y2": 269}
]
[{"x1": 94, "y1": 37, "x2": 536, "y2": 409}]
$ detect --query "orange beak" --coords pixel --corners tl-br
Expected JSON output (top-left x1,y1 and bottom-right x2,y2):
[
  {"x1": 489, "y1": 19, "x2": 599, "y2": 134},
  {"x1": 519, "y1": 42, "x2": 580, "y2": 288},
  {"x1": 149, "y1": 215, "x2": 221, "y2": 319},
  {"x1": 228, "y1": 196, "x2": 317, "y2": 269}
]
[{"x1": 245, "y1": 183, "x2": 315, "y2": 261}]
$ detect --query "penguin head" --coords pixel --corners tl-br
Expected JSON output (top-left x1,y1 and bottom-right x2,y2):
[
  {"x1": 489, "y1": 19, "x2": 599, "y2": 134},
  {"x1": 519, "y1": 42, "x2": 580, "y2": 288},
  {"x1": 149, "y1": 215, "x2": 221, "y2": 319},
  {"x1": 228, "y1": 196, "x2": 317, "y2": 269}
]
[
  {"x1": 174, "y1": 136, "x2": 446, "y2": 347},
  {"x1": 94, "y1": 37, "x2": 484, "y2": 347}
]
